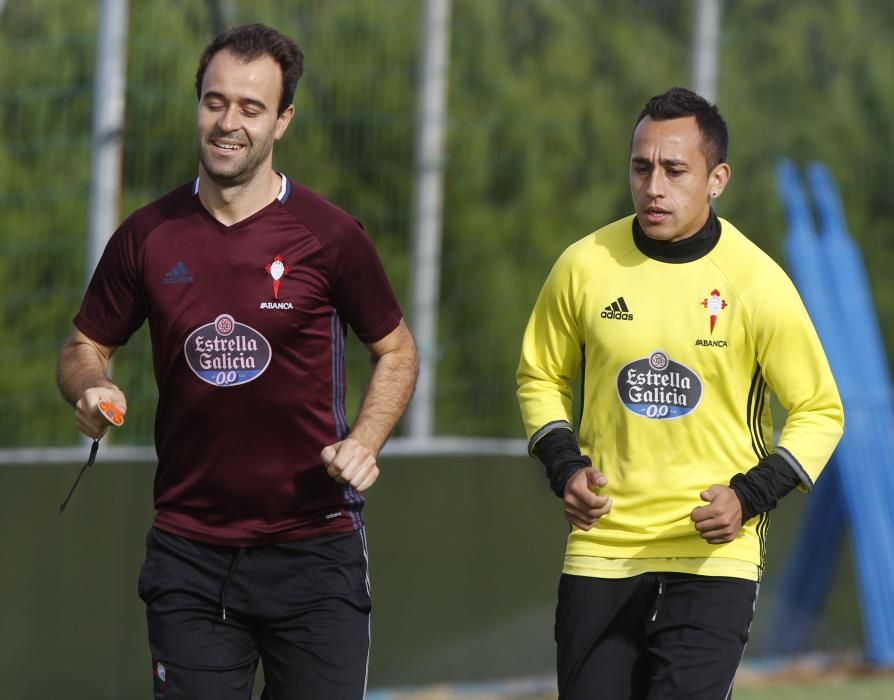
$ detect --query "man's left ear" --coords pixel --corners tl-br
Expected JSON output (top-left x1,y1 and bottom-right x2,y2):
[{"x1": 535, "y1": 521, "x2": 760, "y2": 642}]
[
  {"x1": 709, "y1": 162, "x2": 731, "y2": 199},
  {"x1": 275, "y1": 104, "x2": 296, "y2": 140}
]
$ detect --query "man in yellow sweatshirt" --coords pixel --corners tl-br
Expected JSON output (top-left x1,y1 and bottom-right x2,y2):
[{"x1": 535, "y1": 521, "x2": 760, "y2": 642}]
[{"x1": 517, "y1": 87, "x2": 843, "y2": 699}]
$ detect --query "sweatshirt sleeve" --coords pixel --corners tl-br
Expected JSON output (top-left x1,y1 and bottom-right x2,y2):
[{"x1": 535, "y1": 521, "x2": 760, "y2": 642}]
[
  {"x1": 751, "y1": 265, "x2": 844, "y2": 489},
  {"x1": 516, "y1": 248, "x2": 585, "y2": 454}
]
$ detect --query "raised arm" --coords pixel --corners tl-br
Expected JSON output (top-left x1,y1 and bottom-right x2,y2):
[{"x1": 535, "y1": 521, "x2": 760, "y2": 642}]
[
  {"x1": 517, "y1": 248, "x2": 613, "y2": 528},
  {"x1": 56, "y1": 327, "x2": 127, "y2": 439},
  {"x1": 321, "y1": 319, "x2": 418, "y2": 491},
  {"x1": 692, "y1": 269, "x2": 843, "y2": 544}
]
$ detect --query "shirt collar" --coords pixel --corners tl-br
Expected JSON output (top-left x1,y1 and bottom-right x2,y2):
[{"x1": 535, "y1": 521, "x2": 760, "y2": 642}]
[{"x1": 632, "y1": 209, "x2": 721, "y2": 263}]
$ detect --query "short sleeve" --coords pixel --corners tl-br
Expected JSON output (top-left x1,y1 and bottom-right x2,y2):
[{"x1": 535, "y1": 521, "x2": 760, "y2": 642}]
[
  {"x1": 331, "y1": 220, "x2": 403, "y2": 343},
  {"x1": 74, "y1": 222, "x2": 148, "y2": 347}
]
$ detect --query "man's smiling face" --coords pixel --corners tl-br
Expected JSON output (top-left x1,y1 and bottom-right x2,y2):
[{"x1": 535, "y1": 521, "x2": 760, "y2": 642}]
[{"x1": 196, "y1": 48, "x2": 294, "y2": 187}]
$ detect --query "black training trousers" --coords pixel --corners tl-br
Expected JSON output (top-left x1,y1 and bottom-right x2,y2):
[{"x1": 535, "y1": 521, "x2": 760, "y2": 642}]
[
  {"x1": 556, "y1": 572, "x2": 757, "y2": 700},
  {"x1": 138, "y1": 526, "x2": 371, "y2": 700}
]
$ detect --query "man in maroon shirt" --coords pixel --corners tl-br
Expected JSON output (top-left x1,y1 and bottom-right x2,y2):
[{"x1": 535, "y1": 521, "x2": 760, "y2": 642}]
[{"x1": 56, "y1": 23, "x2": 418, "y2": 700}]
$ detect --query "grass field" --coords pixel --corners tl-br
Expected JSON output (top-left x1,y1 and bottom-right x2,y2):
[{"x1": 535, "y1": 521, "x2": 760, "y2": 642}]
[
  {"x1": 734, "y1": 674, "x2": 894, "y2": 699},
  {"x1": 733, "y1": 657, "x2": 894, "y2": 698},
  {"x1": 367, "y1": 658, "x2": 894, "y2": 700},
  {"x1": 371, "y1": 672, "x2": 894, "y2": 699}
]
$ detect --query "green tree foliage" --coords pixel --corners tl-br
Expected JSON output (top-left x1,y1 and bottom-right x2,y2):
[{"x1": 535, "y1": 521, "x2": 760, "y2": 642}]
[
  {"x1": 721, "y1": 0, "x2": 894, "y2": 340},
  {"x1": 0, "y1": 0, "x2": 96, "y2": 445},
  {"x1": 439, "y1": 0, "x2": 690, "y2": 434},
  {"x1": 2, "y1": 0, "x2": 893, "y2": 447}
]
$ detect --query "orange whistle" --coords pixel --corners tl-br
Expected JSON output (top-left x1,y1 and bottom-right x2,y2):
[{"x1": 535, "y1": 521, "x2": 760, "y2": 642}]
[{"x1": 98, "y1": 400, "x2": 125, "y2": 427}]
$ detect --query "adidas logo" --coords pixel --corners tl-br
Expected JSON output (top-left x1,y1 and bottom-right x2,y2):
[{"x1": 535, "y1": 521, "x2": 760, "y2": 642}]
[
  {"x1": 600, "y1": 296, "x2": 633, "y2": 321},
  {"x1": 163, "y1": 261, "x2": 194, "y2": 285}
]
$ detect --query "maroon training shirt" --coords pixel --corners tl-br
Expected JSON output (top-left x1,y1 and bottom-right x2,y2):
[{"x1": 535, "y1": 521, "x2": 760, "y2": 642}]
[{"x1": 75, "y1": 176, "x2": 403, "y2": 545}]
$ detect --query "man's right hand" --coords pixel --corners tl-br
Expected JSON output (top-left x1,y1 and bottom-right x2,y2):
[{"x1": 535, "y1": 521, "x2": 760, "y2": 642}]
[
  {"x1": 76, "y1": 385, "x2": 127, "y2": 439},
  {"x1": 563, "y1": 467, "x2": 612, "y2": 530}
]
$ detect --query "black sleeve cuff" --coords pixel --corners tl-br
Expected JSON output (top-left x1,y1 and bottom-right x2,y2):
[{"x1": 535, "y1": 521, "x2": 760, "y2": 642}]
[
  {"x1": 729, "y1": 453, "x2": 801, "y2": 522},
  {"x1": 533, "y1": 428, "x2": 590, "y2": 498}
]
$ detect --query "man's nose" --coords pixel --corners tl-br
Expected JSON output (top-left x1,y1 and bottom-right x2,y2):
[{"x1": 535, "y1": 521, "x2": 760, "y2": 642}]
[
  {"x1": 217, "y1": 105, "x2": 240, "y2": 133},
  {"x1": 645, "y1": 169, "x2": 665, "y2": 198}
]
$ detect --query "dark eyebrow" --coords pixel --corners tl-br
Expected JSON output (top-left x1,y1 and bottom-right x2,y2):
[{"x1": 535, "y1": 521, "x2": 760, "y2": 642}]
[
  {"x1": 630, "y1": 156, "x2": 689, "y2": 169},
  {"x1": 202, "y1": 91, "x2": 268, "y2": 111}
]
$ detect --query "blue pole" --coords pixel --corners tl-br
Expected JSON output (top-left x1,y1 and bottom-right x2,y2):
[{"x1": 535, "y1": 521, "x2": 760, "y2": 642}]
[{"x1": 808, "y1": 162, "x2": 894, "y2": 663}]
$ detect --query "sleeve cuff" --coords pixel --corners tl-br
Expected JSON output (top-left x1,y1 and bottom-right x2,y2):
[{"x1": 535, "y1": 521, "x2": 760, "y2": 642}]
[{"x1": 528, "y1": 420, "x2": 573, "y2": 456}]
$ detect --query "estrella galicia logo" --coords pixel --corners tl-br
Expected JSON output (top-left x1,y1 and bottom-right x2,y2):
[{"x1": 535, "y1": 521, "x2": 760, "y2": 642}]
[
  {"x1": 616, "y1": 350, "x2": 702, "y2": 419},
  {"x1": 184, "y1": 314, "x2": 272, "y2": 387}
]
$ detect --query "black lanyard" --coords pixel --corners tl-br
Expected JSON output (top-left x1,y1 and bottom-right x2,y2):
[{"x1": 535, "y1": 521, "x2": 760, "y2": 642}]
[{"x1": 59, "y1": 438, "x2": 100, "y2": 514}]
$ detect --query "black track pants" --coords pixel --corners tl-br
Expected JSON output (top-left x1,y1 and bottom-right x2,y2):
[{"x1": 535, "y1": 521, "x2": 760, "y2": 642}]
[
  {"x1": 138, "y1": 527, "x2": 371, "y2": 700},
  {"x1": 556, "y1": 572, "x2": 757, "y2": 700}
]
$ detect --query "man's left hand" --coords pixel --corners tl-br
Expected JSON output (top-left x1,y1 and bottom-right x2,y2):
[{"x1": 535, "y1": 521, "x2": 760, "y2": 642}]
[
  {"x1": 321, "y1": 438, "x2": 380, "y2": 492},
  {"x1": 691, "y1": 485, "x2": 743, "y2": 544}
]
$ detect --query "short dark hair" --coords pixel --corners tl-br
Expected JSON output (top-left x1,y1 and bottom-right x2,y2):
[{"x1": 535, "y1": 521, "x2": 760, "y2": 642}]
[
  {"x1": 634, "y1": 87, "x2": 728, "y2": 170},
  {"x1": 195, "y1": 23, "x2": 304, "y2": 116}
]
